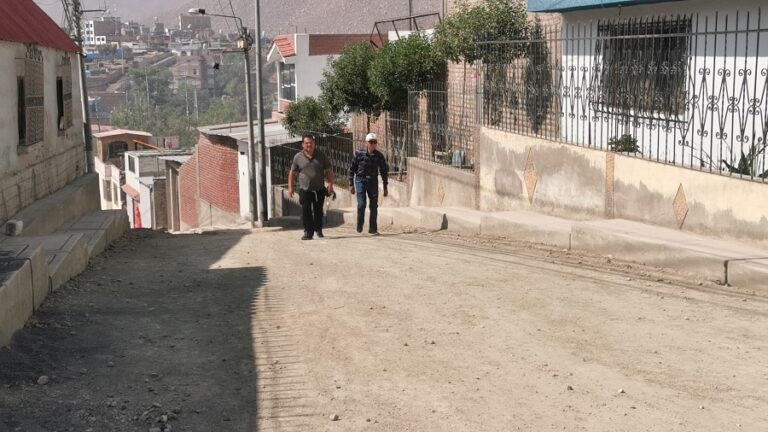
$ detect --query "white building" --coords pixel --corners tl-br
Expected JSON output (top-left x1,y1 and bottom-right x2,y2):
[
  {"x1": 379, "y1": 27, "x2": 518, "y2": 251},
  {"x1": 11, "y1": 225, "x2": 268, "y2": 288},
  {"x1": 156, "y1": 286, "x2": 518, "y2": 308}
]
[
  {"x1": 267, "y1": 33, "x2": 375, "y2": 118},
  {"x1": 520, "y1": 0, "x2": 768, "y2": 177},
  {"x1": 123, "y1": 149, "x2": 192, "y2": 229},
  {"x1": 92, "y1": 129, "x2": 153, "y2": 212},
  {"x1": 0, "y1": 0, "x2": 86, "y2": 223}
]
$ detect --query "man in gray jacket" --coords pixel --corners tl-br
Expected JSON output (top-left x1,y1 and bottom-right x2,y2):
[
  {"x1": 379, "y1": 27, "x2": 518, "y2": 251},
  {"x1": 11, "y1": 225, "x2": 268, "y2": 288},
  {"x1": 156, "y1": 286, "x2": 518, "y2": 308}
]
[{"x1": 288, "y1": 135, "x2": 335, "y2": 240}]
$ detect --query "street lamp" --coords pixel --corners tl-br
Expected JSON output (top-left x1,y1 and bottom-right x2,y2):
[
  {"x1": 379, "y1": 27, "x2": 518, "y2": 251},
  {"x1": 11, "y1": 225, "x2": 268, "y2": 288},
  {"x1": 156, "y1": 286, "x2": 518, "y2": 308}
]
[{"x1": 188, "y1": 8, "x2": 266, "y2": 226}]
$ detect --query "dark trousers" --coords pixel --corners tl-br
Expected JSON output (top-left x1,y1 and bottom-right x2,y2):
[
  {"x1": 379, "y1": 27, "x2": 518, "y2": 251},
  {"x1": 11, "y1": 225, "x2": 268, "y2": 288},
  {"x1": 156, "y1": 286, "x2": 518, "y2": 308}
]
[
  {"x1": 355, "y1": 177, "x2": 378, "y2": 233},
  {"x1": 299, "y1": 188, "x2": 326, "y2": 236}
]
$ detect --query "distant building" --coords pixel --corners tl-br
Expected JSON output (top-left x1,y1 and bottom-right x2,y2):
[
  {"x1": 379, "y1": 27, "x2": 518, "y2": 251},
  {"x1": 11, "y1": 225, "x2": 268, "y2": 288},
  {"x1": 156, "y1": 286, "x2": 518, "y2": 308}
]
[
  {"x1": 179, "y1": 14, "x2": 212, "y2": 32},
  {"x1": 170, "y1": 55, "x2": 212, "y2": 90},
  {"x1": 123, "y1": 149, "x2": 192, "y2": 229},
  {"x1": 83, "y1": 16, "x2": 122, "y2": 46},
  {"x1": 92, "y1": 129, "x2": 153, "y2": 211}
]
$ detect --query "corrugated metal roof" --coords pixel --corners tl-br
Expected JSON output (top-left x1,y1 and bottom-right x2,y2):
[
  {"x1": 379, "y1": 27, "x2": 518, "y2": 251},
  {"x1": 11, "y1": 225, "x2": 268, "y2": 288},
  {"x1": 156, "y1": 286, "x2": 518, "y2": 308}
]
[
  {"x1": 528, "y1": 0, "x2": 683, "y2": 12},
  {"x1": 0, "y1": 0, "x2": 80, "y2": 52},
  {"x1": 93, "y1": 129, "x2": 153, "y2": 138}
]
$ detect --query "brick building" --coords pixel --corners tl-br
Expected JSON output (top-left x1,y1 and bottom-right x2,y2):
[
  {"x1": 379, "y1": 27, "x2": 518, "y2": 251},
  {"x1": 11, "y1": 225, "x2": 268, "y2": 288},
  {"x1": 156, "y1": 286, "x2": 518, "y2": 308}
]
[{"x1": 177, "y1": 132, "x2": 242, "y2": 230}]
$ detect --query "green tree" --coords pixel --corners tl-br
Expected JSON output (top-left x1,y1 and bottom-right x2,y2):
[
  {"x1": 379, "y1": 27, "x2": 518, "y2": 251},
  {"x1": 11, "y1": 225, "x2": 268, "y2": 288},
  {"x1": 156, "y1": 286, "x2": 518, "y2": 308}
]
[
  {"x1": 368, "y1": 34, "x2": 445, "y2": 112},
  {"x1": 96, "y1": 44, "x2": 117, "y2": 58},
  {"x1": 320, "y1": 41, "x2": 379, "y2": 115},
  {"x1": 433, "y1": 0, "x2": 530, "y2": 126},
  {"x1": 433, "y1": 0, "x2": 529, "y2": 64},
  {"x1": 281, "y1": 97, "x2": 344, "y2": 136}
]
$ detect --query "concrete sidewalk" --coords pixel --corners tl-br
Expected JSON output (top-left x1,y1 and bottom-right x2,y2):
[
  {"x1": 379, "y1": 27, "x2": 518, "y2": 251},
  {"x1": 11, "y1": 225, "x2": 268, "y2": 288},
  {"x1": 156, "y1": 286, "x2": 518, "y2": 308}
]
[{"x1": 325, "y1": 206, "x2": 768, "y2": 290}]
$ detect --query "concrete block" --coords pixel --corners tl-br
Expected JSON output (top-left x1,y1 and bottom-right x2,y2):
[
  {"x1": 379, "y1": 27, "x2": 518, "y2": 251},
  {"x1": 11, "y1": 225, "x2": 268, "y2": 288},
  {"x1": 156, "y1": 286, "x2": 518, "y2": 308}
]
[
  {"x1": 2, "y1": 233, "x2": 89, "y2": 293},
  {"x1": 106, "y1": 210, "x2": 130, "y2": 243},
  {"x1": 570, "y1": 219, "x2": 768, "y2": 288},
  {"x1": 45, "y1": 234, "x2": 88, "y2": 291},
  {"x1": 443, "y1": 207, "x2": 483, "y2": 236},
  {"x1": 0, "y1": 258, "x2": 33, "y2": 347},
  {"x1": 480, "y1": 211, "x2": 572, "y2": 249},
  {"x1": 0, "y1": 244, "x2": 48, "y2": 310},
  {"x1": 66, "y1": 229, "x2": 108, "y2": 259},
  {"x1": 8, "y1": 174, "x2": 100, "y2": 237},
  {"x1": 5, "y1": 220, "x2": 23, "y2": 236},
  {"x1": 725, "y1": 258, "x2": 768, "y2": 290}
]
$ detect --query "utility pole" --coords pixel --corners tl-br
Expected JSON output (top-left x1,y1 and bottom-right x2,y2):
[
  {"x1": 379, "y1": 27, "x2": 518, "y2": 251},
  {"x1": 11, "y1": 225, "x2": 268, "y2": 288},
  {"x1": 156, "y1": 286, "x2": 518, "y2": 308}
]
[
  {"x1": 254, "y1": 0, "x2": 268, "y2": 224},
  {"x1": 409, "y1": 0, "x2": 413, "y2": 30},
  {"x1": 63, "y1": 0, "x2": 104, "y2": 174}
]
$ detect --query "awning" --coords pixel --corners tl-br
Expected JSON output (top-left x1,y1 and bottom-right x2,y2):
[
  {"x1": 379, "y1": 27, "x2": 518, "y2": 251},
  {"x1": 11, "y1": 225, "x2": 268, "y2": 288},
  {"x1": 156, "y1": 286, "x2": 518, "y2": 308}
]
[{"x1": 121, "y1": 184, "x2": 140, "y2": 201}]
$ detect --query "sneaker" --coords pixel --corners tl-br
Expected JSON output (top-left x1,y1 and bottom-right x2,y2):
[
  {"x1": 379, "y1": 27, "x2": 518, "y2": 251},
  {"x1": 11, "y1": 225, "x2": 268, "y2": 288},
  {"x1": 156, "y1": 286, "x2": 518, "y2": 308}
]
[
  {"x1": 316, "y1": 230, "x2": 324, "y2": 238},
  {"x1": 356, "y1": 225, "x2": 363, "y2": 233},
  {"x1": 301, "y1": 233, "x2": 313, "y2": 240},
  {"x1": 369, "y1": 231, "x2": 380, "y2": 237}
]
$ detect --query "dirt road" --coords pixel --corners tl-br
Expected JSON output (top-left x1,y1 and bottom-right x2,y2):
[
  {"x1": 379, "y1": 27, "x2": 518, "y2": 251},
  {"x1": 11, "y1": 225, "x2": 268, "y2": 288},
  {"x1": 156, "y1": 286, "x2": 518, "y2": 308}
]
[{"x1": 1, "y1": 227, "x2": 766, "y2": 431}]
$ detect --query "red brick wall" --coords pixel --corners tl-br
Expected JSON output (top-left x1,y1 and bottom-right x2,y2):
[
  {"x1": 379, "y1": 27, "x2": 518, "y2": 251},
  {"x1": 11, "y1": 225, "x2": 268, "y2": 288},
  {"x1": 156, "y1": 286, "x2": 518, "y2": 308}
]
[
  {"x1": 197, "y1": 134, "x2": 240, "y2": 213},
  {"x1": 179, "y1": 152, "x2": 198, "y2": 229},
  {"x1": 177, "y1": 133, "x2": 241, "y2": 229}
]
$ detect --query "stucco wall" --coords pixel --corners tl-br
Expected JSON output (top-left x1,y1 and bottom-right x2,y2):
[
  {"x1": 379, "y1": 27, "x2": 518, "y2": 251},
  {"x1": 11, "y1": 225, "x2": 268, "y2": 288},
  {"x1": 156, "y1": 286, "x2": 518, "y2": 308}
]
[
  {"x1": 408, "y1": 158, "x2": 479, "y2": 209},
  {"x1": 0, "y1": 41, "x2": 85, "y2": 224},
  {"x1": 478, "y1": 126, "x2": 768, "y2": 245}
]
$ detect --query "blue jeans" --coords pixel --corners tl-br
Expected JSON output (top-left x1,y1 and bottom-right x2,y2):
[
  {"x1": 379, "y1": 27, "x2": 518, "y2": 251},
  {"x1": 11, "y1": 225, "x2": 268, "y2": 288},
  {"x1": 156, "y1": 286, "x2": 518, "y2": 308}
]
[{"x1": 355, "y1": 176, "x2": 378, "y2": 233}]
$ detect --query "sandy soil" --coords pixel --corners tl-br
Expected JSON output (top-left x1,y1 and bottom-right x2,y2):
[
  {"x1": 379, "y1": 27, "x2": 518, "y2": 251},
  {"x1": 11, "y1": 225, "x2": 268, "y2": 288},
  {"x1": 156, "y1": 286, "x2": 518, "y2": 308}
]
[{"x1": 1, "y1": 226, "x2": 766, "y2": 432}]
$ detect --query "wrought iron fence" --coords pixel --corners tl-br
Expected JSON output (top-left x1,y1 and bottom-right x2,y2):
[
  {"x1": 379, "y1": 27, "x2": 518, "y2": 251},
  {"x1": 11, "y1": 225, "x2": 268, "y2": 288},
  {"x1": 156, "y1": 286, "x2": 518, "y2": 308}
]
[
  {"x1": 351, "y1": 111, "x2": 409, "y2": 175},
  {"x1": 476, "y1": 10, "x2": 768, "y2": 182},
  {"x1": 408, "y1": 81, "x2": 476, "y2": 170},
  {"x1": 268, "y1": 133, "x2": 355, "y2": 186},
  {"x1": 350, "y1": 82, "x2": 477, "y2": 174}
]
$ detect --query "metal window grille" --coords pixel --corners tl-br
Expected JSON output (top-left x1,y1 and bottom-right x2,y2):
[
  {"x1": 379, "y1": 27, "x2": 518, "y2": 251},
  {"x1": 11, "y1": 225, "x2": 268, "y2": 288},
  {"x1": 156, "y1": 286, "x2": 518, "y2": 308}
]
[
  {"x1": 22, "y1": 45, "x2": 44, "y2": 146},
  {"x1": 476, "y1": 10, "x2": 768, "y2": 182}
]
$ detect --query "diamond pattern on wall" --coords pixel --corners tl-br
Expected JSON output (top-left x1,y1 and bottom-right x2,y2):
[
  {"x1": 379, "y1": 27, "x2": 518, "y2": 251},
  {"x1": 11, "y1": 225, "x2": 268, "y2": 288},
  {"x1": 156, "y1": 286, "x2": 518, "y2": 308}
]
[
  {"x1": 523, "y1": 148, "x2": 537, "y2": 204},
  {"x1": 437, "y1": 181, "x2": 446, "y2": 204},
  {"x1": 673, "y1": 183, "x2": 689, "y2": 229}
]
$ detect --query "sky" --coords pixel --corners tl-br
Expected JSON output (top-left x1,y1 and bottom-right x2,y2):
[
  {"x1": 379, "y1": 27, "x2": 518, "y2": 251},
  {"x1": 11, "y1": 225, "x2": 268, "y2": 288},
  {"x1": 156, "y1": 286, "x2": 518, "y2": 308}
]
[{"x1": 34, "y1": 0, "x2": 168, "y2": 27}]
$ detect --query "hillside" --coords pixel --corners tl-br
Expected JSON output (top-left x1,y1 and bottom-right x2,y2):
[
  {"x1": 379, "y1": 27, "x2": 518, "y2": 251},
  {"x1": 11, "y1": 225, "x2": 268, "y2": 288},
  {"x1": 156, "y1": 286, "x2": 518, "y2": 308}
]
[{"x1": 152, "y1": 0, "x2": 444, "y2": 37}]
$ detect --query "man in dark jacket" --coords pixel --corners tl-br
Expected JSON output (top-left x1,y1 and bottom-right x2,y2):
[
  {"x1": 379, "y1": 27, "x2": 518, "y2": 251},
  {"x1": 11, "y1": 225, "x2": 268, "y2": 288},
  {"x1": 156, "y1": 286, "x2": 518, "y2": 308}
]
[
  {"x1": 348, "y1": 133, "x2": 389, "y2": 236},
  {"x1": 288, "y1": 135, "x2": 334, "y2": 240}
]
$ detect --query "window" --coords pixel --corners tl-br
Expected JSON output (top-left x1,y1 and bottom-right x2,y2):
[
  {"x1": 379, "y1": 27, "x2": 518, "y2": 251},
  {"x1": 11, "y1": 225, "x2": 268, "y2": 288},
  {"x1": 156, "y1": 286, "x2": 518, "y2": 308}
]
[
  {"x1": 19, "y1": 45, "x2": 45, "y2": 146},
  {"x1": 280, "y1": 63, "x2": 296, "y2": 101},
  {"x1": 103, "y1": 180, "x2": 112, "y2": 201},
  {"x1": 17, "y1": 78, "x2": 25, "y2": 144},
  {"x1": 595, "y1": 17, "x2": 690, "y2": 116},
  {"x1": 112, "y1": 183, "x2": 119, "y2": 204},
  {"x1": 56, "y1": 77, "x2": 64, "y2": 130},
  {"x1": 109, "y1": 141, "x2": 128, "y2": 159},
  {"x1": 128, "y1": 155, "x2": 136, "y2": 173},
  {"x1": 57, "y1": 55, "x2": 73, "y2": 131}
]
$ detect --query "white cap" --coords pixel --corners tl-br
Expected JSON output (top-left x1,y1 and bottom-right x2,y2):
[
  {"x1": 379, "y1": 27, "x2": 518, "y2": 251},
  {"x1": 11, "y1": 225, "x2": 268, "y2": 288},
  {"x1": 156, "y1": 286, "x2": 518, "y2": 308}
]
[{"x1": 365, "y1": 132, "x2": 378, "y2": 142}]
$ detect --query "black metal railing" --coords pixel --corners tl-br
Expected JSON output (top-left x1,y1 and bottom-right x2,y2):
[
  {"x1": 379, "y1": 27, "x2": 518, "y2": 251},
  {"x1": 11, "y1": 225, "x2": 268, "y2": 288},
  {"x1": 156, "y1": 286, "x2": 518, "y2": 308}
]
[
  {"x1": 408, "y1": 81, "x2": 476, "y2": 170},
  {"x1": 268, "y1": 133, "x2": 355, "y2": 187},
  {"x1": 476, "y1": 10, "x2": 768, "y2": 182}
]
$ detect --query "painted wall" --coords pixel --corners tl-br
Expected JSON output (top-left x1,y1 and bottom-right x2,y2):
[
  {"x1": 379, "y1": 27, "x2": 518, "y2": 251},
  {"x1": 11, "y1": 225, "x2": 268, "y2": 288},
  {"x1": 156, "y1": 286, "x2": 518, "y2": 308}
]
[
  {"x1": 554, "y1": 0, "x2": 768, "y2": 175},
  {"x1": 477, "y1": 126, "x2": 768, "y2": 245},
  {"x1": 0, "y1": 41, "x2": 85, "y2": 224},
  {"x1": 408, "y1": 158, "x2": 479, "y2": 209}
]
